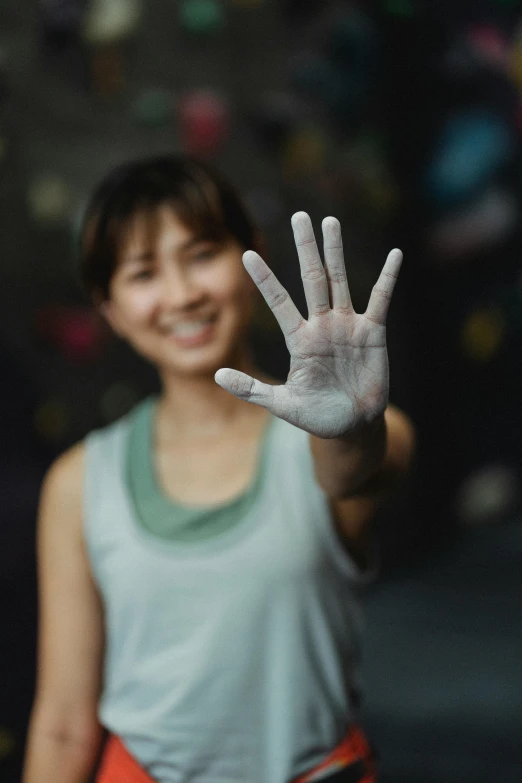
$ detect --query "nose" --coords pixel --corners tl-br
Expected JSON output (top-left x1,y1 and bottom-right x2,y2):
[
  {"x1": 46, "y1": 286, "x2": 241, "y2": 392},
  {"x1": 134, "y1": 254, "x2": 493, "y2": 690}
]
[{"x1": 159, "y1": 263, "x2": 203, "y2": 311}]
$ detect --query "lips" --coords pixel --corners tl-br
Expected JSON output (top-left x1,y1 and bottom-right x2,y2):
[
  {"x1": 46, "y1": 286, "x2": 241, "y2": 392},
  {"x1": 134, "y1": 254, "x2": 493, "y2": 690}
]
[
  {"x1": 164, "y1": 316, "x2": 217, "y2": 347},
  {"x1": 170, "y1": 318, "x2": 214, "y2": 337}
]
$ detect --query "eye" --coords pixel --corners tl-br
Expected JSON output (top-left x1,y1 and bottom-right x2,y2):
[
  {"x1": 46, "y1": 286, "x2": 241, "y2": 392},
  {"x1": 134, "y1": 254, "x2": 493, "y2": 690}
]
[
  {"x1": 191, "y1": 245, "x2": 219, "y2": 262},
  {"x1": 131, "y1": 269, "x2": 154, "y2": 281}
]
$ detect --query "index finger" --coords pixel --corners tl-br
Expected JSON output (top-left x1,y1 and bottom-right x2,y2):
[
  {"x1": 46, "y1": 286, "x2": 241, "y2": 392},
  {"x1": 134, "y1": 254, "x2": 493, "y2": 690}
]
[{"x1": 365, "y1": 248, "x2": 403, "y2": 325}]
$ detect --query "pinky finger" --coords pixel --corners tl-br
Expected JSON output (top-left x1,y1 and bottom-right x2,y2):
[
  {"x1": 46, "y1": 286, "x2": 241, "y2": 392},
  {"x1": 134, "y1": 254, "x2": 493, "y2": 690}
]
[{"x1": 365, "y1": 248, "x2": 403, "y2": 325}]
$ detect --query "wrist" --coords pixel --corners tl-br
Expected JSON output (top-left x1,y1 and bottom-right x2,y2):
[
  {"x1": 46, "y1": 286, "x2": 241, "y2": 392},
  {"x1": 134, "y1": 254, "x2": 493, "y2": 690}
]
[
  {"x1": 310, "y1": 412, "x2": 388, "y2": 499},
  {"x1": 338, "y1": 410, "x2": 387, "y2": 447}
]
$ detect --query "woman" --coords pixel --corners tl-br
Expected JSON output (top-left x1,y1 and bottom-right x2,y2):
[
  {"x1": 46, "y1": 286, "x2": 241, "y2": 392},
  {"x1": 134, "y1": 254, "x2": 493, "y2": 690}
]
[{"x1": 23, "y1": 155, "x2": 415, "y2": 783}]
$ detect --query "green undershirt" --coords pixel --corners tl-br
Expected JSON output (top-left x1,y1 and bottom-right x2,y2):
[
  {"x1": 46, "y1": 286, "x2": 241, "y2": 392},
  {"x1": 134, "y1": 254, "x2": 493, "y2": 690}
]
[{"x1": 125, "y1": 397, "x2": 276, "y2": 543}]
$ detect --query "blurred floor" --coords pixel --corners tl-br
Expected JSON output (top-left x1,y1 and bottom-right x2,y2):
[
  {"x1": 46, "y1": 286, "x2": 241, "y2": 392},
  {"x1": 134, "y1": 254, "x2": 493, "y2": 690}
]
[{"x1": 363, "y1": 519, "x2": 522, "y2": 783}]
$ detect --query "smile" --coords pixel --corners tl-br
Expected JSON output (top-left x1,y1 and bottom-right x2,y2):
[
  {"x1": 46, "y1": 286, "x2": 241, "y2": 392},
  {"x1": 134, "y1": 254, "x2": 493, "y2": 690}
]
[
  {"x1": 170, "y1": 318, "x2": 215, "y2": 336},
  {"x1": 164, "y1": 317, "x2": 217, "y2": 347}
]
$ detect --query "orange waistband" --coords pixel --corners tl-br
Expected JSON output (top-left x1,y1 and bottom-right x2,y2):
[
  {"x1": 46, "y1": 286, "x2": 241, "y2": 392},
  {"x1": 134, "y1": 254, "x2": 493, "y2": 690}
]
[
  {"x1": 97, "y1": 725, "x2": 376, "y2": 783},
  {"x1": 292, "y1": 724, "x2": 376, "y2": 783},
  {"x1": 97, "y1": 734, "x2": 155, "y2": 783}
]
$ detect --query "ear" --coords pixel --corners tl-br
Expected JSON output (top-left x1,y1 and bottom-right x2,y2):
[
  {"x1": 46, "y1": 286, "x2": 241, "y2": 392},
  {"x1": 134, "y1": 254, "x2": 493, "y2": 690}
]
[
  {"x1": 252, "y1": 232, "x2": 268, "y2": 259},
  {"x1": 98, "y1": 299, "x2": 123, "y2": 338}
]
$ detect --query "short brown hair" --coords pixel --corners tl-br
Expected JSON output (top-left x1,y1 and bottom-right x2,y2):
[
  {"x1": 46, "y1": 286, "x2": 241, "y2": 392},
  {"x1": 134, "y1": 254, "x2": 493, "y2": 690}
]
[{"x1": 79, "y1": 155, "x2": 260, "y2": 300}]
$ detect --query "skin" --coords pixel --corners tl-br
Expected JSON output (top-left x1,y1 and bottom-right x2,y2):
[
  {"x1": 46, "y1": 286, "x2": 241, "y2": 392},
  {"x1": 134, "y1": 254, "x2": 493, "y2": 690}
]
[
  {"x1": 215, "y1": 211, "x2": 402, "y2": 438},
  {"x1": 101, "y1": 205, "x2": 273, "y2": 441}
]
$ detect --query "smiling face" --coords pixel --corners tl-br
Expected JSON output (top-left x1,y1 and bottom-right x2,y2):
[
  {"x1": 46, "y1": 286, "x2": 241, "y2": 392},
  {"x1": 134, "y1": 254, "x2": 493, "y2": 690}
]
[{"x1": 101, "y1": 205, "x2": 257, "y2": 378}]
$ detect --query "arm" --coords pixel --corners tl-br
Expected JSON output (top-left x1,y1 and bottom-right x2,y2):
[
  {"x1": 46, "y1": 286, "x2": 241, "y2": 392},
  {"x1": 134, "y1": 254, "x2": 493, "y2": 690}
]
[
  {"x1": 310, "y1": 404, "x2": 415, "y2": 566},
  {"x1": 23, "y1": 444, "x2": 105, "y2": 783},
  {"x1": 309, "y1": 403, "x2": 415, "y2": 502},
  {"x1": 214, "y1": 212, "x2": 409, "y2": 564}
]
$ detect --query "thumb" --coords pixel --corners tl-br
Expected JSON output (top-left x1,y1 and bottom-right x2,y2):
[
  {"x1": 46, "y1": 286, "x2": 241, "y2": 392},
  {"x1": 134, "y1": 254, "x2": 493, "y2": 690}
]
[{"x1": 214, "y1": 368, "x2": 276, "y2": 411}]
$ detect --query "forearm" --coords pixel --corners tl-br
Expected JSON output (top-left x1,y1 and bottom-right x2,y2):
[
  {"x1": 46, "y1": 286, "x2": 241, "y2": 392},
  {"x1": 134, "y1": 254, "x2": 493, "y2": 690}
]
[
  {"x1": 310, "y1": 405, "x2": 415, "y2": 501},
  {"x1": 23, "y1": 705, "x2": 102, "y2": 783},
  {"x1": 310, "y1": 413, "x2": 388, "y2": 500}
]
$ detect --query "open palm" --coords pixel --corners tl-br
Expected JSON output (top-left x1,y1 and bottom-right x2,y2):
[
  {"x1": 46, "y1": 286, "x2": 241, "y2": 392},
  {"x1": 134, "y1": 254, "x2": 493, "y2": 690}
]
[{"x1": 215, "y1": 212, "x2": 402, "y2": 439}]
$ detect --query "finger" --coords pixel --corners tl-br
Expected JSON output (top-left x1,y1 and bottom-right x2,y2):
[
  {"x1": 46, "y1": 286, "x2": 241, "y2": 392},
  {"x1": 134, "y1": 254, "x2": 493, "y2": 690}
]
[
  {"x1": 214, "y1": 369, "x2": 296, "y2": 422},
  {"x1": 322, "y1": 216, "x2": 353, "y2": 312},
  {"x1": 365, "y1": 248, "x2": 403, "y2": 325},
  {"x1": 243, "y1": 250, "x2": 304, "y2": 337},
  {"x1": 291, "y1": 211, "x2": 330, "y2": 317},
  {"x1": 214, "y1": 369, "x2": 276, "y2": 409}
]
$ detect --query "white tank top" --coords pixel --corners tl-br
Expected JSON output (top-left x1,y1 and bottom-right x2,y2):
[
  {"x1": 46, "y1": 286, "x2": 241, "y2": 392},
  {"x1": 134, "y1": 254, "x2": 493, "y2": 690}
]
[{"x1": 83, "y1": 401, "x2": 370, "y2": 783}]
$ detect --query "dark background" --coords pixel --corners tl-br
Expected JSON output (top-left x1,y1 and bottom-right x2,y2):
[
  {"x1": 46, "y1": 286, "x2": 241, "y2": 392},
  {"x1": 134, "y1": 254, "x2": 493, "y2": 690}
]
[{"x1": 1, "y1": 1, "x2": 521, "y2": 781}]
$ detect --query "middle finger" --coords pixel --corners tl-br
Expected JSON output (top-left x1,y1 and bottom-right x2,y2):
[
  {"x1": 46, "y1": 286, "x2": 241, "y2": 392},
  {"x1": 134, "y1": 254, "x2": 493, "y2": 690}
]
[{"x1": 291, "y1": 212, "x2": 330, "y2": 317}]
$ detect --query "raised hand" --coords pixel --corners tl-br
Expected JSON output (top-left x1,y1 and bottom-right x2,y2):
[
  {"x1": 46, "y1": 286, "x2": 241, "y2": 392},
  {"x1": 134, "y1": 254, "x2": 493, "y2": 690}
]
[{"x1": 215, "y1": 212, "x2": 402, "y2": 439}]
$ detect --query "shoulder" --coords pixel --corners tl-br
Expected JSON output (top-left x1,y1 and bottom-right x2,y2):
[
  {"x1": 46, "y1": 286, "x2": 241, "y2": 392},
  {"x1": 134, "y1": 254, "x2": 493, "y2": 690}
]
[
  {"x1": 36, "y1": 445, "x2": 88, "y2": 582},
  {"x1": 41, "y1": 402, "x2": 140, "y2": 498},
  {"x1": 40, "y1": 403, "x2": 141, "y2": 513},
  {"x1": 39, "y1": 404, "x2": 132, "y2": 516},
  {"x1": 43, "y1": 441, "x2": 85, "y2": 495},
  {"x1": 39, "y1": 442, "x2": 86, "y2": 528}
]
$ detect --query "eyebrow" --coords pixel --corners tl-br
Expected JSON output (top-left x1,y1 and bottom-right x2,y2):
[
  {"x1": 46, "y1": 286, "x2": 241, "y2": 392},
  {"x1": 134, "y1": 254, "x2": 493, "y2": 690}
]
[
  {"x1": 124, "y1": 251, "x2": 155, "y2": 264},
  {"x1": 123, "y1": 236, "x2": 217, "y2": 264}
]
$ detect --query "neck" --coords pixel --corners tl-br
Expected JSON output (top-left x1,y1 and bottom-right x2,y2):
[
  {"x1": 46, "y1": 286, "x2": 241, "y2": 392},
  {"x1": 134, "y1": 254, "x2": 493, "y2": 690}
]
[{"x1": 156, "y1": 345, "x2": 267, "y2": 440}]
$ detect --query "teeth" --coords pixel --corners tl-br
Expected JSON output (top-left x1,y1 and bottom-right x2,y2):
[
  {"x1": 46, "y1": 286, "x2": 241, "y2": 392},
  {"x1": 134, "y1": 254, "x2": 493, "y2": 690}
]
[{"x1": 170, "y1": 319, "x2": 213, "y2": 337}]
